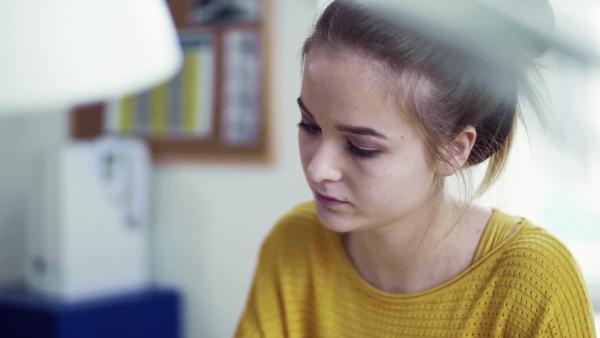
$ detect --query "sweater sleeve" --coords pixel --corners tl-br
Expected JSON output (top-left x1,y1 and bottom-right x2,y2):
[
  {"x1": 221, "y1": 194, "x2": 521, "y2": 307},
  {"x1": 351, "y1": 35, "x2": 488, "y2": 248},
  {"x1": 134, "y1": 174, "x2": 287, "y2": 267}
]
[{"x1": 544, "y1": 240, "x2": 596, "y2": 337}]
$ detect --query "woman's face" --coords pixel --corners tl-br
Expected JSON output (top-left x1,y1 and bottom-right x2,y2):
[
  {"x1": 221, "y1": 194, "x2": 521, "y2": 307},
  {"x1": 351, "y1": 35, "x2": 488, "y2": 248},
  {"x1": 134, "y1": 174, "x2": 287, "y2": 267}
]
[{"x1": 299, "y1": 47, "x2": 438, "y2": 233}]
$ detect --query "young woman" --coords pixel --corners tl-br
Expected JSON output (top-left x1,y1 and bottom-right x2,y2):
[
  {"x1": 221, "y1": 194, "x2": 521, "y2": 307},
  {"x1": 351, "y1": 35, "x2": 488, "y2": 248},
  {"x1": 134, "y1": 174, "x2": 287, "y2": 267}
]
[{"x1": 236, "y1": 1, "x2": 595, "y2": 336}]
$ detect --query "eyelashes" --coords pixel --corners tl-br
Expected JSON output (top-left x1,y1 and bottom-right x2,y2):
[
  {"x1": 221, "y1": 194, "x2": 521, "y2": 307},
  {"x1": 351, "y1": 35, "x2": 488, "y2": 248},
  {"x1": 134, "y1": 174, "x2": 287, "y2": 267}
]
[
  {"x1": 346, "y1": 143, "x2": 381, "y2": 159},
  {"x1": 297, "y1": 121, "x2": 381, "y2": 159},
  {"x1": 297, "y1": 121, "x2": 320, "y2": 134}
]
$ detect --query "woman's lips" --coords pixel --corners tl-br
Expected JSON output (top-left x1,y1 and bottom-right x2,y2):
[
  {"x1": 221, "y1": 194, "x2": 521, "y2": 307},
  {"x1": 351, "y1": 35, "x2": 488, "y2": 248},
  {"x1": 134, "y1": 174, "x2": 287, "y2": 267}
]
[{"x1": 314, "y1": 191, "x2": 348, "y2": 207}]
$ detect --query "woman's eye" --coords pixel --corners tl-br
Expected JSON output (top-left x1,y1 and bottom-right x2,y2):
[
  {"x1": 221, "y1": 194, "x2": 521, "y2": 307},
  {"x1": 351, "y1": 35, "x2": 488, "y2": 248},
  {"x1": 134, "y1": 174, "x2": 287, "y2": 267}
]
[
  {"x1": 347, "y1": 142, "x2": 381, "y2": 159},
  {"x1": 297, "y1": 121, "x2": 321, "y2": 134}
]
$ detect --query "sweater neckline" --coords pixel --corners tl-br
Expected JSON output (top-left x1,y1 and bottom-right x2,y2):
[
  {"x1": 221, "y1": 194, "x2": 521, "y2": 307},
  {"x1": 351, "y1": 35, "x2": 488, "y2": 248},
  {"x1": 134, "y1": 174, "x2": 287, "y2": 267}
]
[{"x1": 325, "y1": 208, "x2": 528, "y2": 301}]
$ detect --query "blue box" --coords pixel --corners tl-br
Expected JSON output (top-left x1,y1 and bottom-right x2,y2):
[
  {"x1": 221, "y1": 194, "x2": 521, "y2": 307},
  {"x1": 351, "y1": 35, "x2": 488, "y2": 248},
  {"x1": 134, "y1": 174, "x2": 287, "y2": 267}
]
[{"x1": 0, "y1": 288, "x2": 181, "y2": 338}]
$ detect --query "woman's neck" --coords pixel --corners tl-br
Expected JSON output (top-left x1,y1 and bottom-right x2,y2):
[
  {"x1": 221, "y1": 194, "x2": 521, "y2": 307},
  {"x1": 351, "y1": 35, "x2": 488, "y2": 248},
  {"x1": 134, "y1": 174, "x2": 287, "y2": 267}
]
[{"x1": 343, "y1": 199, "x2": 491, "y2": 294}]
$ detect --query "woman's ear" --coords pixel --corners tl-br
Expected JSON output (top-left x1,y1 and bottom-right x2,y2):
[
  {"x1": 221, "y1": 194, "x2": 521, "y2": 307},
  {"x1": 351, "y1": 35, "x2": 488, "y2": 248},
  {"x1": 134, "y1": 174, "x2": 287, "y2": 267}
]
[{"x1": 436, "y1": 126, "x2": 477, "y2": 176}]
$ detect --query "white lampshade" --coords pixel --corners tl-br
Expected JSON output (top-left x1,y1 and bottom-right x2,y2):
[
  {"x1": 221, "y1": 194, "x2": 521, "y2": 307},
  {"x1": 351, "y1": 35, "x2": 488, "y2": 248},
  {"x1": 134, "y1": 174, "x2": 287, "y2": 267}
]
[
  {"x1": 0, "y1": 0, "x2": 183, "y2": 114},
  {"x1": 353, "y1": 0, "x2": 598, "y2": 66}
]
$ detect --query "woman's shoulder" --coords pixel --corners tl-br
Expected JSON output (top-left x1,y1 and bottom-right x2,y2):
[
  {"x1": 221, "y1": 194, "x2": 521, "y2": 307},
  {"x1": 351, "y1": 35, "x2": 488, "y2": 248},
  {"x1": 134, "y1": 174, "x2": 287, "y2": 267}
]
[
  {"x1": 493, "y1": 214, "x2": 584, "y2": 277},
  {"x1": 474, "y1": 208, "x2": 588, "y2": 295},
  {"x1": 502, "y1": 217, "x2": 582, "y2": 272},
  {"x1": 472, "y1": 208, "x2": 586, "y2": 293},
  {"x1": 485, "y1": 215, "x2": 595, "y2": 335},
  {"x1": 490, "y1": 214, "x2": 591, "y2": 304},
  {"x1": 515, "y1": 224, "x2": 588, "y2": 288}
]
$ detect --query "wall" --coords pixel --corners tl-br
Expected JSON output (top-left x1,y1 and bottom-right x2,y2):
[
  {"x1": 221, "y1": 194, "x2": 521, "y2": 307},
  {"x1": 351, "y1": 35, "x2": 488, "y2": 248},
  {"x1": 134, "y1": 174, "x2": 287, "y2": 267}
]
[
  {"x1": 0, "y1": 116, "x2": 26, "y2": 289},
  {"x1": 150, "y1": 1, "x2": 316, "y2": 337}
]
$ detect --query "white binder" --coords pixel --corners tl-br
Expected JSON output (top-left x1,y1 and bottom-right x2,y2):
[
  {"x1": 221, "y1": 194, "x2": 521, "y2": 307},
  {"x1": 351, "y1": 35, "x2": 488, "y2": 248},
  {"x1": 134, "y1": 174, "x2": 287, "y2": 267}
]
[{"x1": 24, "y1": 130, "x2": 151, "y2": 301}]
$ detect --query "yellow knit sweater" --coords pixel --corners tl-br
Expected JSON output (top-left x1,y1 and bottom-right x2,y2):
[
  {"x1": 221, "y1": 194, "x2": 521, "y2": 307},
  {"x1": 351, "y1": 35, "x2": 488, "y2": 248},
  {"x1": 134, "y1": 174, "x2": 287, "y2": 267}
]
[{"x1": 236, "y1": 202, "x2": 596, "y2": 337}]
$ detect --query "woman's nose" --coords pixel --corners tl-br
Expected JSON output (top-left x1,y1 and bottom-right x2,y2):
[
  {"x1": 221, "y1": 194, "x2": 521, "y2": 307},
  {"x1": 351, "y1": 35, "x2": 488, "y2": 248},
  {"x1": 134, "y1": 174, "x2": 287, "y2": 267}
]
[{"x1": 306, "y1": 143, "x2": 343, "y2": 183}]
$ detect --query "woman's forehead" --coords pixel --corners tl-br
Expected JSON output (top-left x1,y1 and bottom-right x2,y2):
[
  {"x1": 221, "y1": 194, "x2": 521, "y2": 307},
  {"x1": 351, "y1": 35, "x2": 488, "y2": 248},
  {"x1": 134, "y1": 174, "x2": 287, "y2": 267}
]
[
  {"x1": 302, "y1": 47, "x2": 416, "y2": 124},
  {"x1": 304, "y1": 47, "x2": 388, "y2": 85},
  {"x1": 301, "y1": 53, "x2": 418, "y2": 139}
]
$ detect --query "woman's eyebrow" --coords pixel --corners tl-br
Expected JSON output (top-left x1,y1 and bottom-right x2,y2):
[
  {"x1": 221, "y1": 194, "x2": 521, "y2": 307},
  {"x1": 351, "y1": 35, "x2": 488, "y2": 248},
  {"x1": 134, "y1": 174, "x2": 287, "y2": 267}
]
[
  {"x1": 336, "y1": 125, "x2": 389, "y2": 140},
  {"x1": 297, "y1": 97, "x2": 389, "y2": 140},
  {"x1": 297, "y1": 97, "x2": 315, "y2": 119}
]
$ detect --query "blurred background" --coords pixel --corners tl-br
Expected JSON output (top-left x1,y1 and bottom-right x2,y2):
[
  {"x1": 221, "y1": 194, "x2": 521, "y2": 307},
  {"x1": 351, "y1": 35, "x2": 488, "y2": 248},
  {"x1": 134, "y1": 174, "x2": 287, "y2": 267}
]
[{"x1": 0, "y1": 0, "x2": 599, "y2": 337}]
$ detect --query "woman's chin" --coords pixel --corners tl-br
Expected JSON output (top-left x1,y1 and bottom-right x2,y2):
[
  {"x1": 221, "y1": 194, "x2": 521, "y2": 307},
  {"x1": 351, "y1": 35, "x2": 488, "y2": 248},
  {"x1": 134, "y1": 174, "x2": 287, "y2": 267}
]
[{"x1": 315, "y1": 204, "x2": 358, "y2": 233}]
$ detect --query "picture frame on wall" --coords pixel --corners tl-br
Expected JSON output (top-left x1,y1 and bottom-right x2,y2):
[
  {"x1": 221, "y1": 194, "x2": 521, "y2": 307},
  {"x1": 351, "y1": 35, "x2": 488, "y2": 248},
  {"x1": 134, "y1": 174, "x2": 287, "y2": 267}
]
[{"x1": 221, "y1": 28, "x2": 263, "y2": 147}]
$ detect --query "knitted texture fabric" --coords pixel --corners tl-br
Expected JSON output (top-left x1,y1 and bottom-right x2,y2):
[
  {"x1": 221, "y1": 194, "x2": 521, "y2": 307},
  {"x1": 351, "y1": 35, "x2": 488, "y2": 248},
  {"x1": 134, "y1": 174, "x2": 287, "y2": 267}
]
[{"x1": 235, "y1": 202, "x2": 596, "y2": 337}]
